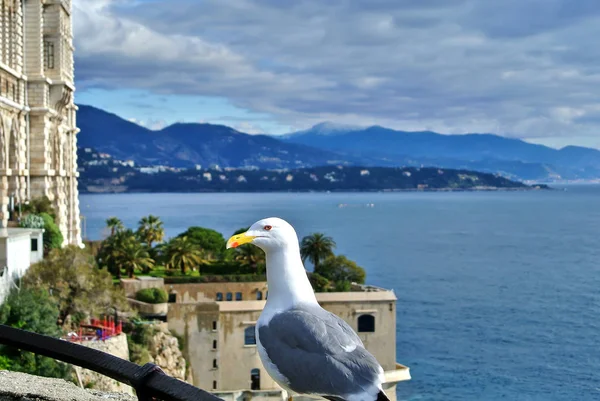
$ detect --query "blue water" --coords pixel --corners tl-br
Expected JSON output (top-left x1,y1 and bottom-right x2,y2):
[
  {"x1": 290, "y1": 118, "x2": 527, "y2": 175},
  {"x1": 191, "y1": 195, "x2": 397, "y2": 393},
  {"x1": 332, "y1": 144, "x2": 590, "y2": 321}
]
[{"x1": 80, "y1": 185, "x2": 600, "y2": 401}]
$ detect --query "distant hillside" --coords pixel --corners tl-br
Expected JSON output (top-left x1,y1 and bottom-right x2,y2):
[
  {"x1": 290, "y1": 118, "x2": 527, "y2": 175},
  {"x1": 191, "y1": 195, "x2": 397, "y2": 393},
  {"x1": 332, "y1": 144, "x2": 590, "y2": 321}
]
[
  {"x1": 77, "y1": 147, "x2": 546, "y2": 193},
  {"x1": 76, "y1": 105, "x2": 352, "y2": 169},
  {"x1": 76, "y1": 104, "x2": 600, "y2": 181},
  {"x1": 281, "y1": 124, "x2": 600, "y2": 181}
]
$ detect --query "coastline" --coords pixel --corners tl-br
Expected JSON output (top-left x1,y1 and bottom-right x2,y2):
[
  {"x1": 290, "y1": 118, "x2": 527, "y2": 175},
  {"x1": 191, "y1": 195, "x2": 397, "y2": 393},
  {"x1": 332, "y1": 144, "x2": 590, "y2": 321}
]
[{"x1": 78, "y1": 185, "x2": 551, "y2": 195}]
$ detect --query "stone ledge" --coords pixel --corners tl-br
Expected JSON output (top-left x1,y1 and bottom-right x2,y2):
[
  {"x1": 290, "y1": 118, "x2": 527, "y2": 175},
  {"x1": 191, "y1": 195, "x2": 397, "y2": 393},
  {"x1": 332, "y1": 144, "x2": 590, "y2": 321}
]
[{"x1": 0, "y1": 370, "x2": 136, "y2": 401}]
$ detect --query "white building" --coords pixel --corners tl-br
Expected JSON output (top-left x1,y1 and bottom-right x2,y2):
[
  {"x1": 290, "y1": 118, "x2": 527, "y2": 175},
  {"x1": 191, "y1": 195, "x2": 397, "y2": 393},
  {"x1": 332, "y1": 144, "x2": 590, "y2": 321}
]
[{"x1": 0, "y1": 227, "x2": 43, "y2": 303}]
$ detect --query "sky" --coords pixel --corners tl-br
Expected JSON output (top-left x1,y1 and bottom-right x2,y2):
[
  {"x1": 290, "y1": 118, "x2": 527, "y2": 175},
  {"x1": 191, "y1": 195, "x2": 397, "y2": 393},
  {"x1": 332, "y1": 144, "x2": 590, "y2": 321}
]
[{"x1": 73, "y1": 0, "x2": 600, "y2": 149}]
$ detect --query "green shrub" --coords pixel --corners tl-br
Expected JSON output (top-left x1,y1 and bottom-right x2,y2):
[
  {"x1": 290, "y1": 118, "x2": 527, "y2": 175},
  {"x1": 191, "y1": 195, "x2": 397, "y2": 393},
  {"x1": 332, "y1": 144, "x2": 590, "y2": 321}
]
[
  {"x1": 39, "y1": 212, "x2": 63, "y2": 252},
  {"x1": 135, "y1": 288, "x2": 168, "y2": 304},
  {"x1": 128, "y1": 339, "x2": 152, "y2": 365},
  {"x1": 19, "y1": 214, "x2": 45, "y2": 229},
  {"x1": 0, "y1": 288, "x2": 70, "y2": 379}
]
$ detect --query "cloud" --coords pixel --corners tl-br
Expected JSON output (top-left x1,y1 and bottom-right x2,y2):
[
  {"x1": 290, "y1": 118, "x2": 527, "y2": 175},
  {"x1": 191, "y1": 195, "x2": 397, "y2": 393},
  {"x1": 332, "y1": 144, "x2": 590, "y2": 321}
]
[
  {"x1": 73, "y1": 0, "x2": 600, "y2": 141},
  {"x1": 232, "y1": 122, "x2": 265, "y2": 135}
]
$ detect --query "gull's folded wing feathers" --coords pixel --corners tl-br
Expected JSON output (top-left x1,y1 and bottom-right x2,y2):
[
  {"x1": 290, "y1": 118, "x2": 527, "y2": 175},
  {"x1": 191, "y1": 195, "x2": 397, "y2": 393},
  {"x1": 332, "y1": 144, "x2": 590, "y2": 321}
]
[{"x1": 258, "y1": 304, "x2": 382, "y2": 400}]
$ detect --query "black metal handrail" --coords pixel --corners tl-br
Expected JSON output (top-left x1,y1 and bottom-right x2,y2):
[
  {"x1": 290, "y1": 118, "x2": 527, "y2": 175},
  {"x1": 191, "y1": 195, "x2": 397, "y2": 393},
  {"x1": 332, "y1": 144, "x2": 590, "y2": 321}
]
[{"x1": 0, "y1": 324, "x2": 223, "y2": 401}]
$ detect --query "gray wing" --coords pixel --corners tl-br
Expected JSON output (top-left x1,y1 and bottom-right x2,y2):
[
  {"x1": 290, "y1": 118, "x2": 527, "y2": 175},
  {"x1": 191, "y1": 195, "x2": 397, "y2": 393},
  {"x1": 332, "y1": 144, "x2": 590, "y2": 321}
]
[{"x1": 258, "y1": 304, "x2": 383, "y2": 398}]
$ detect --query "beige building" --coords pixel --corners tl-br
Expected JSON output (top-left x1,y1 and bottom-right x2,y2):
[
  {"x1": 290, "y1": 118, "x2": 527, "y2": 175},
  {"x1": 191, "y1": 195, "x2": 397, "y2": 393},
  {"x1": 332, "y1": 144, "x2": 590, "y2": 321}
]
[
  {"x1": 0, "y1": 0, "x2": 82, "y2": 246},
  {"x1": 160, "y1": 281, "x2": 411, "y2": 401}
]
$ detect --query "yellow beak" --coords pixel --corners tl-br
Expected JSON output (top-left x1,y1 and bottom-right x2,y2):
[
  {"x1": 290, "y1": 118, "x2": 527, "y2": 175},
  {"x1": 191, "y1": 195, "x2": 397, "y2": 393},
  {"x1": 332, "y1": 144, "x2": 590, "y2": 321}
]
[{"x1": 226, "y1": 232, "x2": 256, "y2": 249}]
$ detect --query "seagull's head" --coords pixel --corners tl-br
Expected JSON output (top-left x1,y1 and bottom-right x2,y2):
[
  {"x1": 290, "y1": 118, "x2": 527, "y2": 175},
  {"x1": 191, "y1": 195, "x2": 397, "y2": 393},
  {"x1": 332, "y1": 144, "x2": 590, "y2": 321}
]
[{"x1": 226, "y1": 217, "x2": 298, "y2": 253}]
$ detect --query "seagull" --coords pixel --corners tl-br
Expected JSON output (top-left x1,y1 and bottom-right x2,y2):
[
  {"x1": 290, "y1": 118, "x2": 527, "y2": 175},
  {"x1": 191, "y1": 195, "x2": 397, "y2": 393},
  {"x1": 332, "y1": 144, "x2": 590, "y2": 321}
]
[{"x1": 226, "y1": 217, "x2": 390, "y2": 401}]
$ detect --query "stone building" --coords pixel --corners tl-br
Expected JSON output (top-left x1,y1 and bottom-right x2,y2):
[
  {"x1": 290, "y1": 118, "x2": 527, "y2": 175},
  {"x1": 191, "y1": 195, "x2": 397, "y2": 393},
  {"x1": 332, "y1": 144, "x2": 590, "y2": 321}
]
[
  {"x1": 160, "y1": 281, "x2": 411, "y2": 401},
  {"x1": 0, "y1": 0, "x2": 81, "y2": 246}
]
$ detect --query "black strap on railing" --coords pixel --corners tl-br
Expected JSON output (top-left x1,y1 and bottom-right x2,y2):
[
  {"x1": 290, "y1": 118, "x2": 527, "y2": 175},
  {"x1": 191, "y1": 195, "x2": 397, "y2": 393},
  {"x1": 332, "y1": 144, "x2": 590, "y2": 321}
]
[{"x1": 0, "y1": 324, "x2": 223, "y2": 401}]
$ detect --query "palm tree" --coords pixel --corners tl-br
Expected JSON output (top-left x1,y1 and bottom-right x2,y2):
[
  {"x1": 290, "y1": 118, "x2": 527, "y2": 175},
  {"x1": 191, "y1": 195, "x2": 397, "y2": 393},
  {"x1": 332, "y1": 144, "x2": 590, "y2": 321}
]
[
  {"x1": 234, "y1": 244, "x2": 265, "y2": 274},
  {"x1": 300, "y1": 233, "x2": 336, "y2": 273},
  {"x1": 164, "y1": 236, "x2": 205, "y2": 274},
  {"x1": 137, "y1": 214, "x2": 165, "y2": 248},
  {"x1": 99, "y1": 229, "x2": 154, "y2": 278},
  {"x1": 105, "y1": 217, "x2": 124, "y2": 237},
  {"x1": 118, "y1": 239, "x2": 155, "y2": 278}
]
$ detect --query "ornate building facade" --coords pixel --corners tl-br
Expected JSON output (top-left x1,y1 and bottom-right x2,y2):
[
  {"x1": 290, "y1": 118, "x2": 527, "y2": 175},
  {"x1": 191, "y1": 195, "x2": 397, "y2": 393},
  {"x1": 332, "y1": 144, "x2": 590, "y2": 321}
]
[{"x1": 0, "y1": 0, "x2": 81, "y2": 246}]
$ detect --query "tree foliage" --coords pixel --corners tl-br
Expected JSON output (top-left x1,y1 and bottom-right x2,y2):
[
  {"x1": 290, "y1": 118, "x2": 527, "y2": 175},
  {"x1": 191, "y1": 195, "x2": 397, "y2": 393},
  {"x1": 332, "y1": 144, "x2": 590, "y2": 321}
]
[
  {"x1": 161, "y1": 236, "x2": 205, "y2": 274},
  {"x1": 22, "y1": 246, "x2": 130, "y2": 328},
  {"x1": 97, "y1": 229, "x2": 154, "y2": 278},
  {"x1": 300, "y1": 233, "x2": 336, "y2": 271},
  {"x1": 177, "y1": 227, "x2": 226, "y2": 259},
  {"x1": 18, "y1": 196, "x2": 56, "y2": 219},
  {"x1": 0, "y1": 288, "x2": 71, "y2": 379},
  {"x1": 40, "y1": 212, "x2": 63, "y2": 253},
  {"x1": 317, "y1": 255, "x2": 366, "y2": 286},
  {"x1": 308, "y1": 272, "x2": 331, "y2": 292},
  {"x1": 136, "y1": 214, "x2": 164, "y2": 248},
  {"x1": 105, "y1": 217, "x2": 125, "y2": 237},
  {"x1": 231, "y1": 227, "x2": 265, "y2": 274}
]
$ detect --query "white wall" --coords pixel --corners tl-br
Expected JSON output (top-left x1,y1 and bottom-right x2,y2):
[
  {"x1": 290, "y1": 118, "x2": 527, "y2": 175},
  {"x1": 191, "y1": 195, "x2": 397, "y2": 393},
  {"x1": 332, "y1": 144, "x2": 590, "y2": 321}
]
[
  {"x1": 0, "y1": 229, "x2": 43, "y2": 304},
  {"x1": 29, "y1": 231, "x2": 43, "y2": 264}
]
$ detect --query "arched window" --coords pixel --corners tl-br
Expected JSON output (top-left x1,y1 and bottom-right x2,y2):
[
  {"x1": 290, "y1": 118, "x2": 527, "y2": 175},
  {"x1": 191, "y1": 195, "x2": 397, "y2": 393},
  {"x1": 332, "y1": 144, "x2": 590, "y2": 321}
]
[
  {"x1": 212, "y1": 321, "x2": 217, "y2": 331},
  {"x1": 213, "y1": 340, "x2": 217, "y2": 349},
  {"x1": 216, "y1": 292, "x2": 223, "y2": 301},
  {"x1": 256, "y1": 291, "x2": 263, "y2": 300},
  {"x1": 213, "y1": 359, "x2": 218, "y2": 369},
  {"x1": 244, "y1": 326, "x2": 256, "y2": 345},
  {"x1": 226, "y1": 292, "x2": 233, "y2": 301},
  {"x1": 213, "y1": 380, "x2": 217, "y2": 390},
  {"x1": 357, "y1": 314, "x2": 375, "y2": 333},
  {"x1": 251, "y1": 368, "x2": 260, "y2": 390},
  {"x1": 236, "y1": 292, "x2": 242, "y2": 301}
]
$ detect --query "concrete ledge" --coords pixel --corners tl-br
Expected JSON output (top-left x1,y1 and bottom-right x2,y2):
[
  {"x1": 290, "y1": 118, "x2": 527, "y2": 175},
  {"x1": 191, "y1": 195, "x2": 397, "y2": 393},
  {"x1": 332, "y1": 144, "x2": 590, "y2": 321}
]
[
  {"x1": 127, "y1": 298, "x2": 168, "y2": 316},
  {"x1": 0, "y1": 371, "x2": 136, "y2": 401},
  {"x1": 383, "y1": 363, "x2": 411, "y2": 383}
]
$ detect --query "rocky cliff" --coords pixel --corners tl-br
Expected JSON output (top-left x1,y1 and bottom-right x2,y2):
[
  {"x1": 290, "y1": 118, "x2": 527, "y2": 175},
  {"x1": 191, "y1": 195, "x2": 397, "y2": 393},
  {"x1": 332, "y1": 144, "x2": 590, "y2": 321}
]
[{"x1": 146, "y1": 325, "x2": 187, "y2": 381}]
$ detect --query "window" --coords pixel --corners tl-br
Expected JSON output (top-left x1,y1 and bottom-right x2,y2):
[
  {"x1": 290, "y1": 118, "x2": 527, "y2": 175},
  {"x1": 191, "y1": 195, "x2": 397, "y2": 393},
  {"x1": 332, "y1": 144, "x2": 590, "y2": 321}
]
[
  {"x1": 212, "y1": 340, "x2": 217, "y2": 349},
  {"x1": 256, "y1": 291, "x2": 263, "y2": 300},
  {"x1": 251, "y1": 369, "x2": 260, "y2": 390},
  {"x1": 31, "y1": 238, "x2": 38, "y2": 252},
  {"x1": 357, "y1": 314, "x2": 375, "y2": 333},
  {"x1": 216, "y1": 292, "x2": 223, "y2": 301},
  {"x1": 236, "y1": 292, "x2": 242, "y2": 301},
  {"x1": 226, "y1": 292, "x2": 232, "y2": 301},
  {"x1": 44, "y1": 41, "x2": 55, "y2": 69},
  {"x1": 213, "y1": 381, "x2": 217, "y2": 390},
  {"x1": 213, "y1": 359, "x2": 218, "y2": 369},
  {"x1": 168, "y1": 293, "x2": 177, "y2": 303},
  {"x1": 244, "y1": 326, "x2": 256, "y2": 345},
  {"x1": 212, "y1": 321, "x2": 217, "y2": 331}
]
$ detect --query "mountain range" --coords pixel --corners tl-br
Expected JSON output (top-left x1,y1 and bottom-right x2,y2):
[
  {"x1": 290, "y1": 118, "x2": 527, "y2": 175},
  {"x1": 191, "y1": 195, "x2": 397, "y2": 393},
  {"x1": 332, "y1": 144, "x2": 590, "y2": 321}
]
[{"x1": 76, "y1": 105, "x2": 600, "y2": 181}]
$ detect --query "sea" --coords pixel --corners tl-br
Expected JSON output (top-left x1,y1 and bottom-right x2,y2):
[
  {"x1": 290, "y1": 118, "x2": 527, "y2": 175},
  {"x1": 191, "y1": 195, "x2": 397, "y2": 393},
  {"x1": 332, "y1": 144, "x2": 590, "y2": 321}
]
[{"x1": 80, "y1": 185, "x2": 600, "y2": 401}]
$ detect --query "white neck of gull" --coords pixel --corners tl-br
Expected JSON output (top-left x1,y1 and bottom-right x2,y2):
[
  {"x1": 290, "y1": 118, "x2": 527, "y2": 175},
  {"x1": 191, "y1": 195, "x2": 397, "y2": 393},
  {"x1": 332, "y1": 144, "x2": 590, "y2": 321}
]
[{"x1": 265, "y1": 243, "x2": 318, "y2": 310}]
